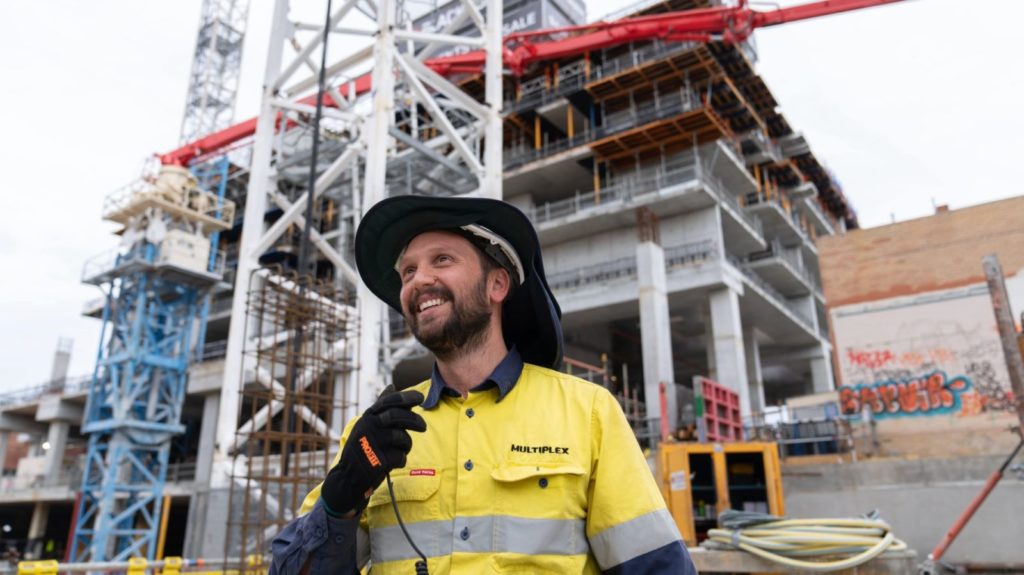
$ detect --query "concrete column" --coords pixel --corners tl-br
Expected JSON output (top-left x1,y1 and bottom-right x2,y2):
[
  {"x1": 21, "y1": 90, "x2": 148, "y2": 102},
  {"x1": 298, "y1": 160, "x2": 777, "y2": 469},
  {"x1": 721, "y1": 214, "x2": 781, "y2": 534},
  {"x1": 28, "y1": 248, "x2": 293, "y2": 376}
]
[
  {"x1": 810, "y1": 344, "x2": 835, "y2": 393},
  {"x1": 709, "y1": 287, "x2": 751, "y2": 417},
  {"x1": 0, "y1": 431, "x2": 9, "y2": 473},
  {"x1": 194, "y1": 393, "x2": 220, "y2": 486},
  {"x1": 744, "y1": 331, "x2": 766, "y2": 415},
  {"x1": 184, "y1": 393, "x2": 222, "y2": 558},
  {"x1": 41, "y1": 421, "x2": 69, "y2": 487},
  {"x1": 48, "y1": 338, "x2": 73, "y2": 392},
  {"x1": 703, "y1": 307, "x2": 717, "y2": 380},
  {"x1": 637, "y1": 241, "x2": 677, "y2": 434},
  {"x1": 27, "y1": 502, "x2": 49, "y2": 559}
]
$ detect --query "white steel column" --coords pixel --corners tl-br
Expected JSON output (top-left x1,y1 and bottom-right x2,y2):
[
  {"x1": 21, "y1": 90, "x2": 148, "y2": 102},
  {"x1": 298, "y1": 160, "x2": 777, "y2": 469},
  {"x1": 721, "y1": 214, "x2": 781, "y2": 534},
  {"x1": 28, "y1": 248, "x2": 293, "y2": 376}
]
[
  {"x1": 709, "y1": 287, "x2": 752, "y2": 417},
  {"x1": 637, "y1": 241, "x2": 676, "y2": 434},
  {"x1": 216, "y1": 0, "x2": 291, "y2": 462},
  {"x1": 482, "y1": 0, "x2": 503, "y2": 200},
  {"x1": 352, "y1": 0, "x2": 398, "y2": 419}
]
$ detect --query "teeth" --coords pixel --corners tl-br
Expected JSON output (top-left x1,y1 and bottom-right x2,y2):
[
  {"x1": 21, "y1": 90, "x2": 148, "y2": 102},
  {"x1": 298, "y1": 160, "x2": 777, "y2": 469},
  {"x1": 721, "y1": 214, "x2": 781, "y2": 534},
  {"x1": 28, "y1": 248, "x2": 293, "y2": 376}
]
[{"x1": 418, "y1": 298, "x2": 444, "y2": 312}]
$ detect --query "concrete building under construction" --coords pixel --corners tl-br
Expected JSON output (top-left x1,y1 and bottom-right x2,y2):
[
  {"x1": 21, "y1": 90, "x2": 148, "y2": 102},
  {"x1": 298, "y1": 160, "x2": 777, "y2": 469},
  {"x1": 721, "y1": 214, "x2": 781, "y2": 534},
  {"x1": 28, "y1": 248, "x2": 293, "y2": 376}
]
[{"x1": 0, "y1": 0, "x2": 870, "y2": 566}]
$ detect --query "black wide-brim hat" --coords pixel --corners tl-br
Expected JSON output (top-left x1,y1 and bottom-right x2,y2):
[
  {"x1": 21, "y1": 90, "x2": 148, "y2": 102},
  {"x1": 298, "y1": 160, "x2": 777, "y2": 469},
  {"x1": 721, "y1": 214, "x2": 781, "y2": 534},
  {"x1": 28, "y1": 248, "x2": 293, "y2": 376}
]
[{"x1": 354, "y1": 195, "x2": 564, "y2": 369}]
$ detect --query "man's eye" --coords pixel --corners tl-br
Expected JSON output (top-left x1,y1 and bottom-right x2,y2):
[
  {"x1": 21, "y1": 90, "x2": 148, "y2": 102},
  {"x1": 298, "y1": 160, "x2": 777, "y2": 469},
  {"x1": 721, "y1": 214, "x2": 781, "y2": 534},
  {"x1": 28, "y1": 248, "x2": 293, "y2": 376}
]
[
  {"x1": 401, "y1": 267, "x2": 415, "y2": 278},
  {"x1": 436, "y1": 255, "x2": 452, "y2": 263}
]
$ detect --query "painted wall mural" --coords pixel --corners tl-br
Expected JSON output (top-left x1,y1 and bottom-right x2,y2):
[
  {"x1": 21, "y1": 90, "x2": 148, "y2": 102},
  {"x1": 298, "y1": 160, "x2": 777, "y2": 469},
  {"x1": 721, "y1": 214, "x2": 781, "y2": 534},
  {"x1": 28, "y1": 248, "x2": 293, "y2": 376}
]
[{"x1": 831, "y1": 285, "x2": 1015, "y2": 419}]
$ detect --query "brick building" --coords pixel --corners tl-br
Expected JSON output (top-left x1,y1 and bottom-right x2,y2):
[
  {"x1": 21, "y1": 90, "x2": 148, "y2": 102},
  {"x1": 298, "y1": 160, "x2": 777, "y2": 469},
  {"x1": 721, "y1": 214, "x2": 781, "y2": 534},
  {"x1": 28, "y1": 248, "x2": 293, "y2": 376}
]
[{"x1": 818, "y1": 196, "x2": 1024, "y2": 457}]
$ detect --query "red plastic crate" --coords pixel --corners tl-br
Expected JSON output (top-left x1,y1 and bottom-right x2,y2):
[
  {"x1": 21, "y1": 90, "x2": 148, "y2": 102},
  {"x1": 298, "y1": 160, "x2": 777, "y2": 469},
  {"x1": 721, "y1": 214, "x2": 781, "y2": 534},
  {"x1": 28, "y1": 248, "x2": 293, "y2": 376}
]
[{"x1": 695, "y1": 376, "x2": 742, "y2": 442}]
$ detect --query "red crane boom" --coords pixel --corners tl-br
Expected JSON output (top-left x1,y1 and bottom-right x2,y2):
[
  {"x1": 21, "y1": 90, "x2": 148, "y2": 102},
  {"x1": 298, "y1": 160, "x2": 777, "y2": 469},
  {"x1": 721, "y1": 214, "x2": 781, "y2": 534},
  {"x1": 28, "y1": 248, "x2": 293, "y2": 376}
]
[{"x1": 159, "y1": 0, "x2": 903, "y2": 166}]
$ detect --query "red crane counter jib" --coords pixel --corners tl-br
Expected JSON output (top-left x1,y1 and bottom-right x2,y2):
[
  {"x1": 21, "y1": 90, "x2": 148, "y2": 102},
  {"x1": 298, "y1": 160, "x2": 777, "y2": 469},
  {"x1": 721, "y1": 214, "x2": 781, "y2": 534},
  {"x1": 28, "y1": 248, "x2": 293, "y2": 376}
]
[{"x1": 159, "y1": 0, "x2": 903, "y2": 167}]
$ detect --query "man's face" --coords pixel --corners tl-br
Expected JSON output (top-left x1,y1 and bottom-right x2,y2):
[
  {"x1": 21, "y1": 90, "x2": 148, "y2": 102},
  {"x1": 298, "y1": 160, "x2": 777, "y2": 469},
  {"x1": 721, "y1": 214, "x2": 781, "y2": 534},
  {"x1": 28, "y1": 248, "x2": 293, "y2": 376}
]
[{"x1": 397, "y1": 231, "x2": 497, "y2": 360}]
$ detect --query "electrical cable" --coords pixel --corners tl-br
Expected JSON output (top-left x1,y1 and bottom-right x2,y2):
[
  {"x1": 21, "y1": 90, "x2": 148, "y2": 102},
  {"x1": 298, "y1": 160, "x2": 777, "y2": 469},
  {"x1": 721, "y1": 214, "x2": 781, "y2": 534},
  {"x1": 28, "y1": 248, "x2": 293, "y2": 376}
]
[
  {"x1": 702, "y1": 510, "x2": 908, "y2": 572},
  {"x1": 386, "y1": 472, "x2": 429, "y2": 575}
]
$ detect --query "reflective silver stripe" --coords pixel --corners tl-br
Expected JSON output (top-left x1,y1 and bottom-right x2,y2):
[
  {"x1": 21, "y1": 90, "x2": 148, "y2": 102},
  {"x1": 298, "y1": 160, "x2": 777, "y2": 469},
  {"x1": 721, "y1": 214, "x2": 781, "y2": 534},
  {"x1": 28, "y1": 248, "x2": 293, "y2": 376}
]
[
  {"x1": 370, "y1": 516, "x2": 588, "y2": 564},
  {"x1": 456, "y1": 515, "x2": 589, "y2": 556},
  {"x1": 588, "y1": 509, "x2": 682, "y2": 569},
  {"x1": 371, "y1": 519, "x2": 453, "y2": 563}
]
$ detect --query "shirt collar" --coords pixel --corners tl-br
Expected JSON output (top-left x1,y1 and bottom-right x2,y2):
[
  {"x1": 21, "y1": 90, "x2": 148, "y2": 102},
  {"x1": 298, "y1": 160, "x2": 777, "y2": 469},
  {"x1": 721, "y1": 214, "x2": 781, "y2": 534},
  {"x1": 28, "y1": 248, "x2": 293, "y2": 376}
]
[{"x1": 421, "y1": 346, "x2": 524, "y2": 409}]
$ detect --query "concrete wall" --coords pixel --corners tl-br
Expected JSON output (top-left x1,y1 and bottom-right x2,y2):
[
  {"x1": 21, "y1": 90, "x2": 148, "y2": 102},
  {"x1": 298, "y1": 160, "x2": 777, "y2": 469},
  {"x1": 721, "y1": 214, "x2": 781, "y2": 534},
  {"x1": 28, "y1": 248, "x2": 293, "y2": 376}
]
[
  {"x1": 831, "y1": 284, "x2": 1014, "y2": 411},
  {"x1": 544, "y1": 226, "x2": 637, "y2": 270},
  {"x1": 830, "y1": 284, "x2": 1019, "y2": 457},
  {"x1": 783, "y1": 455, "x2": 1024, "y2": 565},
  {"x1": 543, "y1": 207, "x2": 720, "y2": 273},
  {"x1": 661, "y1": 208, "x2": 719, "y2": 249}
]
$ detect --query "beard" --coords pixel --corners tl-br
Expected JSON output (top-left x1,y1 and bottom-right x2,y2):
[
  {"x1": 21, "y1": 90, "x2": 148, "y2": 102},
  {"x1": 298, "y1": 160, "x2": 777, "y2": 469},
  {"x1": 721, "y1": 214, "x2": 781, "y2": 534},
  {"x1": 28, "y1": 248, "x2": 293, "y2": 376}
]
[{"x1": 405, "y1": 275, "x2": 493, "y2": 362}]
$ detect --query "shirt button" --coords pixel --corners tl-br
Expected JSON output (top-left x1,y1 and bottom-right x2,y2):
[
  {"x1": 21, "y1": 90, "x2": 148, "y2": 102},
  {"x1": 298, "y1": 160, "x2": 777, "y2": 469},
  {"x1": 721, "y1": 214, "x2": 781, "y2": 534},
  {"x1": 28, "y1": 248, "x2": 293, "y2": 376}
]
[
  {"x1": 466, "y1": 408, "x2": 475, "y2": 418},
  {"x1": 464, "y1": 459, "x2": 474, "y2": 471},
  {"x1": 334, "y1": 535, "x2": 344, "y2": 544},
  {"x1": 539, "y1": 477, "x2": 549, "y2": 488},
  {"x1": 315, "y1": 527, "x2": 324, "y2": 537},
  {"x1": 460, "y1": 527, "x2": 470, "y2": 540}
]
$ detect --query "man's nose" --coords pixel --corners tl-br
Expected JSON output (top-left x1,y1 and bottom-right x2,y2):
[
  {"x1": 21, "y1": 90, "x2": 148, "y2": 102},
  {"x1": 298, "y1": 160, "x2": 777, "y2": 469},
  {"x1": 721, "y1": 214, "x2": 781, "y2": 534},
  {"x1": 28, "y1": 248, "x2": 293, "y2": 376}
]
[{"x1": 410, "y1": 266, "x2": 438, "y2": 288}]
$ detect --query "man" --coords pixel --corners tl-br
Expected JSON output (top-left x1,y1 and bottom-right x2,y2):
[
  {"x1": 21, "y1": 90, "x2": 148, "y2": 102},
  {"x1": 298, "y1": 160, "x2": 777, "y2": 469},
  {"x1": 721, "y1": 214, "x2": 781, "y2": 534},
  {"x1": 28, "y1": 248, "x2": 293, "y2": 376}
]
[{"x1": 270, "y1": 196, "x2": 696, "y2": 574}]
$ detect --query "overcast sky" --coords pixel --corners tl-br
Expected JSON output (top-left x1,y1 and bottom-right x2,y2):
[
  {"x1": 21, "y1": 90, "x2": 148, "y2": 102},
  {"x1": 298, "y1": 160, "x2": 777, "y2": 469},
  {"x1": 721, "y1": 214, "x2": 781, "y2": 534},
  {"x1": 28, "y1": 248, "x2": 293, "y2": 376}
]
[{"x1": 0, "y1": 0, "x2": 1021, "y2": 393}]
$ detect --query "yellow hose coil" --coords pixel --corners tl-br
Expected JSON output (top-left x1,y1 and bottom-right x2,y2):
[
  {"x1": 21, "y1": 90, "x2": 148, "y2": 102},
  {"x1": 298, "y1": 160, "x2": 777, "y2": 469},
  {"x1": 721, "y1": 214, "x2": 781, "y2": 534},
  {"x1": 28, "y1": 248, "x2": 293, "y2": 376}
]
[{"x1": 704, "y1": 512, "x2": 908, "y2": 572}]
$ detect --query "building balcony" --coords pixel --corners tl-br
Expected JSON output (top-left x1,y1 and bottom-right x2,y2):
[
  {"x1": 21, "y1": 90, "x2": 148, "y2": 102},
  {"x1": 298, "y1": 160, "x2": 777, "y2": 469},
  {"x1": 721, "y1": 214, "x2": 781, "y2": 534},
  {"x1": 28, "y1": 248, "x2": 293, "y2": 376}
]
[
  {"x1": 726, "y1": 255, "x2": 818, "y2": 339},
  {"x1": 504, "y1": 86, "x2": 709, "y2": 172},
  {"x1": 800, "y1": 197, "x2": 837, "y2": 236},
  {"x1": 0, "y1": 376, "x2": 91, "y2": 410},
  {"x1": 524, "y1": 157, "x2": 764, "y2": 254},
  {"x1": 742, "y1": 191, "x2": 817, "y2": 255},
  {"x1": 0, "y1": 455, "x2": 197, "y2": 503},
  {"x1": 739, "y1": 241, "x2": 824, "y2": 301},
  {"x1": 539, "y1": 239, "x2": 822, "y2": 347},
  {"x1": 504, "y1": 40, "x2": 700, "y2": 115},
  {"x1": 739, "y1": 130, "x2": 783, "y2": 166}
]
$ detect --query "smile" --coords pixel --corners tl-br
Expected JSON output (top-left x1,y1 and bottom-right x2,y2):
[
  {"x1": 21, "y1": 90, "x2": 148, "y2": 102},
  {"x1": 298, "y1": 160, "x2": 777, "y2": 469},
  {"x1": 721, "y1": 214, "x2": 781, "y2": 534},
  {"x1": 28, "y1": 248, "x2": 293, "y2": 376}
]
[{"x1": 418, "y1": 298, "x2": 447, "y2": 312}]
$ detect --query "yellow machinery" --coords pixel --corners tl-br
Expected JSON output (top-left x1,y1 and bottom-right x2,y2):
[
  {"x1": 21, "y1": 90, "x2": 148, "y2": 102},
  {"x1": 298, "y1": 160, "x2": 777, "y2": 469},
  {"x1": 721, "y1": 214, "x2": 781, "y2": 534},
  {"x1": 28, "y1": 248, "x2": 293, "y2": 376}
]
[{"x1": 658, "y1": 442, "x2": 785, "y2": 546}]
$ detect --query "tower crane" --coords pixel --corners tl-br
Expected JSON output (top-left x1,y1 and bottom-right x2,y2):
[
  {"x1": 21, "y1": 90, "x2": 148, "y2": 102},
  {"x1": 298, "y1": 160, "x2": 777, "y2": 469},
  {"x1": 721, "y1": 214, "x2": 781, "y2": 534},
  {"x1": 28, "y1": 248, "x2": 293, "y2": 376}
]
[{"x1": 69, "y1": 0, "x2": 250, "y2": 562}]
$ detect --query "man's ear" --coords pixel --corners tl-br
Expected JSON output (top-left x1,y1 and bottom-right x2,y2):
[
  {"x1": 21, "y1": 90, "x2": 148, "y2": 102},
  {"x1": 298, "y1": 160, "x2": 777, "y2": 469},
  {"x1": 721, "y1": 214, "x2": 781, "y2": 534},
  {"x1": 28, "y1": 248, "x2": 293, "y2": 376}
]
[{"x1": 489, "y1": 268, "x2": 512, "y2": 305}]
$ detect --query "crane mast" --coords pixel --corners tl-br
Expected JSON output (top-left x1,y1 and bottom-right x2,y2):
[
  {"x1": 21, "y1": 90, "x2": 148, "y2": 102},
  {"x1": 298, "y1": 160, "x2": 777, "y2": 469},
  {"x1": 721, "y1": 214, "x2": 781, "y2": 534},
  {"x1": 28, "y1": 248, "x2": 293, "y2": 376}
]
[{"x1": 70, "y1": 0, "x2": 249, "y2": 561}]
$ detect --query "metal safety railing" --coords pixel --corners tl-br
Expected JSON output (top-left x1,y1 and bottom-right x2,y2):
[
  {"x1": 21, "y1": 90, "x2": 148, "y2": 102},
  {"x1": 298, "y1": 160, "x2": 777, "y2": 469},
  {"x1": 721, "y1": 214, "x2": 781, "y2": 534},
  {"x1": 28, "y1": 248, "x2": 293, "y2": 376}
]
[
  {"x1": 81, "y1": 245, "x2": 227, "y2": 285},
  {"x1": 526, "y1": 158, "x2": 763, "y2": 239},
  {"x1": 727, "y1": 255, "x2": 816, "y2": 332},
  {"x1": 801, "y1": 196, "x2": 837, "y2": 235},
  {"x1": 503, "y1": 87, "x2": 703, "y2": 170},
  {"x1": 547, "y1": 256, "x2": 638, "y2": 292},
  {"x1": 0, "y1": 375, "x2": 91, "y2": 408},
  {"x1": 503, "y1": 40, "x2": 701, "y2": 115},
  {"x1": 546, "y1": 238, "x2": 718, "y2": 293},
  {"x1": 742, "y1": 240, "x2": 822, "y2": 295}
]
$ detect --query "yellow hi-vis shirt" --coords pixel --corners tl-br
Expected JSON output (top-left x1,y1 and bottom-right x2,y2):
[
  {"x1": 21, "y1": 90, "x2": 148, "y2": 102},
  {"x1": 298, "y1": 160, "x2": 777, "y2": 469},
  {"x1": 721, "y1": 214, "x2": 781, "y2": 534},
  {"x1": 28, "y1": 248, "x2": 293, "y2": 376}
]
[{"x1": 300, "y1": 362, "x2": 686, "y2": 574}]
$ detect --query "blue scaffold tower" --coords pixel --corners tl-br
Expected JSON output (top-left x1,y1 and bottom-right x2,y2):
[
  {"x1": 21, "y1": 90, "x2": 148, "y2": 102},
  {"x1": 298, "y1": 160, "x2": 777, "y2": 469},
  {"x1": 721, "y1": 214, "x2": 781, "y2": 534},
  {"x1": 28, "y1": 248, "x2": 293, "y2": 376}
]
[{"x1": 71, "y1": 161, "x2": 235, "y2": 561}]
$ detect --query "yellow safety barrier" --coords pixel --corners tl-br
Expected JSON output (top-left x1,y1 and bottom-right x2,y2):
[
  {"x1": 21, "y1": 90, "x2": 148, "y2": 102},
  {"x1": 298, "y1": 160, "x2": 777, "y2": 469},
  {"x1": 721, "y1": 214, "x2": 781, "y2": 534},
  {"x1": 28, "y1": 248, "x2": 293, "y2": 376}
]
[
  {"x1": 244, "y1": 554, "x2": 266, "y2": 575},
  {"x1": 127, "y1": 557, "x2": 148, "y2": 575},
  {"x1": 16, "y1": 560, "x2": 59, "y2": 575},
  {"x1": 163, "y1": 557, "x2": 183, "y2": 575}
]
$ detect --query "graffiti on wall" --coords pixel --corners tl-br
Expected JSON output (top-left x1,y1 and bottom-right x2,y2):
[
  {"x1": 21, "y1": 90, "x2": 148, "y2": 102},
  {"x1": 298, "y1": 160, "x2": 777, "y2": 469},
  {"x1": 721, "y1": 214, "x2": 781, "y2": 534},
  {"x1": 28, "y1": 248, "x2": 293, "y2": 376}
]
[
  {"x1": 832, "y1": 287, "x2": 1015, "y2": 419},
  {"x1": 839, "y1": 371, "x2": 970, "y2": 417}
]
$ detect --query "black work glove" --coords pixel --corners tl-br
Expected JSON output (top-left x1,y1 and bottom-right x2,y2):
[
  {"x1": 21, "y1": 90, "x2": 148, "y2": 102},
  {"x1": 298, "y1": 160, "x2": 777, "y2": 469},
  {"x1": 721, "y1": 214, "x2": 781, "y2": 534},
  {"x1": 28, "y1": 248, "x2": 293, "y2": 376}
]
[{"x1": 321, "y1": 390, "x2": 426, "y2": 516}]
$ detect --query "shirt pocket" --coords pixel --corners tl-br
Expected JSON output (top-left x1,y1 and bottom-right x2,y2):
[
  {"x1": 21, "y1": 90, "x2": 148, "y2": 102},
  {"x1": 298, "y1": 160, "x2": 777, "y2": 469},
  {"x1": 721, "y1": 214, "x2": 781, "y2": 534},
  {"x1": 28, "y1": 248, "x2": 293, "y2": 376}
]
[
  {"x1": 490, "y1": 463, "x2": 587, "y2": 519},
  {"x1": 365, "y1": 473, "x2": 441, "y2": 523},
  {"x1": 365, "y1": 474, "x2": 442, "y2": 574}
]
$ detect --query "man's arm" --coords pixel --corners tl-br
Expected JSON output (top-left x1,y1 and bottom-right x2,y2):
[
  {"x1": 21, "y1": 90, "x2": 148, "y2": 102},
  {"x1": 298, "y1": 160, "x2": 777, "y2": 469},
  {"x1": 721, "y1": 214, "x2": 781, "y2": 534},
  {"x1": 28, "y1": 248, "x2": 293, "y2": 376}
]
[
  {"x1": 268, "y1": 499, "x2": 363, "y2": 575},
  {"x1": 585, "y1": 389, "x2": 697, "y2": 575}
]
